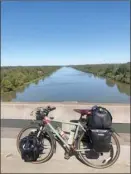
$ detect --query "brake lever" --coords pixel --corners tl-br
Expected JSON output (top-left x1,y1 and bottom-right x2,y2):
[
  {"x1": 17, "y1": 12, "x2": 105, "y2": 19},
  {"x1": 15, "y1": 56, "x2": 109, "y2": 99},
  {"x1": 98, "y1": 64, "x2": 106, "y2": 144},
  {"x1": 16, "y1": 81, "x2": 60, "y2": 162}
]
[{"x1": 46, "y1": 106, "x2": 51, "y2": 110}]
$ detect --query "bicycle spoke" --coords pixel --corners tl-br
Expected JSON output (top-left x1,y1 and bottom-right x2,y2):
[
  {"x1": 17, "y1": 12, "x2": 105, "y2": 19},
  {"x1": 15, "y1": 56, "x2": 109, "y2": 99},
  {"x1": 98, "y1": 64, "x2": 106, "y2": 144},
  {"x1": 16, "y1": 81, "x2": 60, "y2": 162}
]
[{"x1": 77, "y1": 131, "x2": 120, "y2": 168}]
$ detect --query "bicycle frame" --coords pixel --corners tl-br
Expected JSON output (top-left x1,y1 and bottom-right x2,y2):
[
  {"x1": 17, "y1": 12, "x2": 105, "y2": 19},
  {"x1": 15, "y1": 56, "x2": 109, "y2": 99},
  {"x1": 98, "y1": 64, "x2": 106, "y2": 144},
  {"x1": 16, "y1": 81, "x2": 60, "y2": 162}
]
[{"x1": 42, "y1": 116, "x2": 86, "y2": 150}]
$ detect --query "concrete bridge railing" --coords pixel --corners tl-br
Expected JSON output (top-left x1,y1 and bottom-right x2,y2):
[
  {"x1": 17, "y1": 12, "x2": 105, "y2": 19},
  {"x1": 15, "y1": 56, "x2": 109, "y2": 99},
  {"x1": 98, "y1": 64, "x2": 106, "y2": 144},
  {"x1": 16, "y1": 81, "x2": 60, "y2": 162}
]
[{"x1": 1, "y1": 102, "x2": 130, "y2": 123}]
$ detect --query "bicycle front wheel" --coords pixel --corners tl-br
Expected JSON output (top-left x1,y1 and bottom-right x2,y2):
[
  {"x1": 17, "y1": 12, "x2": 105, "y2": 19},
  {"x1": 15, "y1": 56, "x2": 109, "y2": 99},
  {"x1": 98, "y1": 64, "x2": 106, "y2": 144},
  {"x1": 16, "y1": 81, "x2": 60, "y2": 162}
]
[
  {"x1": 76, "y1": 131, "x2": 120, "y2": 169},
  {"x1": 16, "y1": 125, "x2": 55, "y2": 164}
]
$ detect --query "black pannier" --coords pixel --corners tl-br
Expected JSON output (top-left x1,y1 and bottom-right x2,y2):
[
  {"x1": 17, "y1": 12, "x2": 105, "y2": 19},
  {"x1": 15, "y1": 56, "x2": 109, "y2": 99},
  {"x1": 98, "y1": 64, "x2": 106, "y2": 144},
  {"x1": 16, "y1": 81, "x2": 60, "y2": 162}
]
[
  {"x1": 89, "y1": 129, "x2": 112, "y2": 153},
  {"x1": 87, "y1": 106, "x2": 113, "y2": 153},
  {"x1": 88, "y1": 106, "x2": 112, "y2": 129},
  {"x1": 19, "y1": 133, "x2": 41, "y2": 162}
]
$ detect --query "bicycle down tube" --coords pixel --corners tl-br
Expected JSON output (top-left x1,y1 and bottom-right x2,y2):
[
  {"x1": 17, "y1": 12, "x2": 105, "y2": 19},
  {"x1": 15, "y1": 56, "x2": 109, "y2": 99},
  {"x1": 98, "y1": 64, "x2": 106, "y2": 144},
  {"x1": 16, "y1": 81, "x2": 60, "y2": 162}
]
[{"x1": 44, "y1": 117, "x2": 86, "y2": 150}]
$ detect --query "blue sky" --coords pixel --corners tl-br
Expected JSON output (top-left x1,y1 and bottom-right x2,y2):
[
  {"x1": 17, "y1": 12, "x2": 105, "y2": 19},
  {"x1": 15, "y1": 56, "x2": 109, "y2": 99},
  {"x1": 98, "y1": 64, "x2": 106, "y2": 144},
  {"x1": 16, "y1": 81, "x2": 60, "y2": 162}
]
[{"x1": 1, "y1": 1, "x2": 130, "y2": 66}]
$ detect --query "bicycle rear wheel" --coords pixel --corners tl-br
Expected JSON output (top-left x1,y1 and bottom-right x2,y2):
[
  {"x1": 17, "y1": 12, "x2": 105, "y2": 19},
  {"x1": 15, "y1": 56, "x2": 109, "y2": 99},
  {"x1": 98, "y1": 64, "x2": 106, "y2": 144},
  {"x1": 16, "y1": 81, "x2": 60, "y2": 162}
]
[
  {"x1": 16, "y1": 125, "x2": 55, "y2": 164},
  {"x1": 76, "y1": 131, "x2": 120, "y2": 169}
]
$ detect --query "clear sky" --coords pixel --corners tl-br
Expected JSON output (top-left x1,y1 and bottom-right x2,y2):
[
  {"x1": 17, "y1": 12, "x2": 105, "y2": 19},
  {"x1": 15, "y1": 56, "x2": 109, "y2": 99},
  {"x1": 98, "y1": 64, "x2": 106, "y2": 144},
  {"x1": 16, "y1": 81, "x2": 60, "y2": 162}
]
[{"x1": 1, "y1": 1, "x2": 130, "y2": 66}]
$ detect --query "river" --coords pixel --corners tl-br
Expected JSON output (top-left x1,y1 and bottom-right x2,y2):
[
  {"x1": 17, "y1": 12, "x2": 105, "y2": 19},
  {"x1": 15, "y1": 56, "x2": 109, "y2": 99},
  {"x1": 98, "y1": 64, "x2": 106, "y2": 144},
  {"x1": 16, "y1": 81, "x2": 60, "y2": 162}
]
[{"x1": 1, "y1": 67, "x2": 130, "y2": 103}]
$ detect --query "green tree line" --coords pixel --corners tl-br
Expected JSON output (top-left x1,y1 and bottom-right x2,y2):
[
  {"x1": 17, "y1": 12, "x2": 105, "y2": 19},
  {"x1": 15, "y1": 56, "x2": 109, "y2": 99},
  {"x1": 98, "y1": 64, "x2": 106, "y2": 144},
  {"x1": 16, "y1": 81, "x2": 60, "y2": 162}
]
[
  {"x1": 72, "y1": 62, "x2": 130, "y2": 84},
  {"x1": 1, "y1": 66, "x2": 61, "y2": 93}
]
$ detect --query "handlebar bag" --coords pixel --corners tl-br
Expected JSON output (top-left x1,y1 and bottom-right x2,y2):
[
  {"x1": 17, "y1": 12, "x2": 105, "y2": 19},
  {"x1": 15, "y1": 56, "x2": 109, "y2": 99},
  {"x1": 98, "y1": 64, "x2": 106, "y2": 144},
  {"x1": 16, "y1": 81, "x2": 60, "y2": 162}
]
[{"x1": 36, "y1": 110, "x2": 43, "y2": 120}]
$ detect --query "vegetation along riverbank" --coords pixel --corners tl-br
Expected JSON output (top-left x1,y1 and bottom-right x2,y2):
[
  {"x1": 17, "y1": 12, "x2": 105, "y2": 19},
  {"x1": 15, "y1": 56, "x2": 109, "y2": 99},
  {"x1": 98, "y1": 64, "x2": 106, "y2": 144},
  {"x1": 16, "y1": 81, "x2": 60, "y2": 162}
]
[
  {"x1": 71, "y1": 62, "x2": 130, "y2": 84},
  {"x1": 1, "y1": 66, "x2": 61, "y2": 93}
]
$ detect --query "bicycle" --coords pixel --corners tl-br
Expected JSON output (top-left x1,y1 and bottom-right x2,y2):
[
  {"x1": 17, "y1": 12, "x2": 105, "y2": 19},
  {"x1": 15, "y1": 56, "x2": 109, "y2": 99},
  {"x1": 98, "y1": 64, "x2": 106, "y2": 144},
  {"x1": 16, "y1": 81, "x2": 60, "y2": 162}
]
[{"x1": 16, "y1": 106, "x2": 120, "y2": 169}]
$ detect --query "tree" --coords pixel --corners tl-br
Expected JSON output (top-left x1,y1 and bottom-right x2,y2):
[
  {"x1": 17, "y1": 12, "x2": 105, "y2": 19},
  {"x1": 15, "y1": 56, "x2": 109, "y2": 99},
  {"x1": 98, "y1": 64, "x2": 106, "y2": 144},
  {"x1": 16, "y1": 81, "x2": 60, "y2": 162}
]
[{"x1": 1, "y1": 78, "x2": 14, "y2": 92}]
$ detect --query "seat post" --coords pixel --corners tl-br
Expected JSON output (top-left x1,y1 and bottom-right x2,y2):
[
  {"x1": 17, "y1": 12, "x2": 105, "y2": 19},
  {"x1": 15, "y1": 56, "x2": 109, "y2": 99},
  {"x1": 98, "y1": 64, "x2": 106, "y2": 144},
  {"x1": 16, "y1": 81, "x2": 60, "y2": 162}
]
[{"x1": 79, "y1": 114, "x2": 83, "y2": 122}]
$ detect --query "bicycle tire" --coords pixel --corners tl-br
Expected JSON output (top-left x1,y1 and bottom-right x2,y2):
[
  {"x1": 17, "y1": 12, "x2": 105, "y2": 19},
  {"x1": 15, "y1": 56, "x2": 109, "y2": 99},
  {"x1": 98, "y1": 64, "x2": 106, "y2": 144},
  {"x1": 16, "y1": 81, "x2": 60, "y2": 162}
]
[{"x1": 76, "y1": 131, "x2": 120, "y2": 169}]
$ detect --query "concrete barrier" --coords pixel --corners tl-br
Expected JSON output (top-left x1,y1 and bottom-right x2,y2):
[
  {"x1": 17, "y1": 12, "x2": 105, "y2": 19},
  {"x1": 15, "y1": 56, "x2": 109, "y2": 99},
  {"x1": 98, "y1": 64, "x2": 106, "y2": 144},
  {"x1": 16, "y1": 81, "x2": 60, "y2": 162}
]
[{"x1": 1, "y1": 102, "x2": 130, "y2": 123}]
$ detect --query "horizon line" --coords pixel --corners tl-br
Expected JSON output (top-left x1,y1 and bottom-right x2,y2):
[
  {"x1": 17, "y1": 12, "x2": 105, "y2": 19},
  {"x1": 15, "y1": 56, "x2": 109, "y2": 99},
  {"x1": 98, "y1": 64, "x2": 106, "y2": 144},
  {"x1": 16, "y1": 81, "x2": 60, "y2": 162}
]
[{"x1": 1, "y1": 61, "x2": 130, "y2": 67}]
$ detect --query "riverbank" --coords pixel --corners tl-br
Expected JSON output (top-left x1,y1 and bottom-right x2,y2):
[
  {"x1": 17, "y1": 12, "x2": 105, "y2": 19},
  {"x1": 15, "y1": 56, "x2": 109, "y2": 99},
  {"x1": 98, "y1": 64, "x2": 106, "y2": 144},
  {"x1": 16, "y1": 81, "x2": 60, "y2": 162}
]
[
  {"x1": 1, "y1": 67, "x2": 130, "y2": 103},
  {"x1": 1, "y1": 66, "x2": 61, "y2": 93},
  {"x1": 1, "y1": 76, "x2": 47, "y2": 95},
  {"x1": 72, "y1": 62, "x2": 130, "y2": 84}
]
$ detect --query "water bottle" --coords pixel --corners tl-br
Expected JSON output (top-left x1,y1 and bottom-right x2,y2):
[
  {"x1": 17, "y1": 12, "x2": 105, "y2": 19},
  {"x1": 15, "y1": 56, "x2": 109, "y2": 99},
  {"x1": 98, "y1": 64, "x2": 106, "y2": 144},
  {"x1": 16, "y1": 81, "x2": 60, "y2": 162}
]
[
  {"x1": 68, "y1": 130, "x2": 75, "y2": 145},
  {"x1": 56, "y1": 127, "x2": 68, "y2": 142}
]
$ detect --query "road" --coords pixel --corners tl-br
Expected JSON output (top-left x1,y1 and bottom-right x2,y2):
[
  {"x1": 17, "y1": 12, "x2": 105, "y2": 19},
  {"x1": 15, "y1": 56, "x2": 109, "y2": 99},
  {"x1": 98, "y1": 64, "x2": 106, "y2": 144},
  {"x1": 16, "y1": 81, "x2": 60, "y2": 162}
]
[
  {"x1": 1, "y1": 135, "x2": 130, "y2": 173},
  {"x1": 1, "y1": 120, "x2": 130, "y2": 173}
]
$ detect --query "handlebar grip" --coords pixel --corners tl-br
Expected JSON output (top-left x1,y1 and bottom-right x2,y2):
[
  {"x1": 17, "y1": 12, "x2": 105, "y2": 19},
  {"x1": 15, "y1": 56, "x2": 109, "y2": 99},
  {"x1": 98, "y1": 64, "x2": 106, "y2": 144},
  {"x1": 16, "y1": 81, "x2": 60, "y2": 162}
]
[
  {"x1": 51, "y1": 106, "x2": 56, "y2": 111},
  {"x1": 46, "y1": 106, "x2": 56, "y2": 111},
  {"x1": 52, "y1": 106, "x2": 56, "y2": 109},
  {"x1": 47, "y1": 106, "x2": 50, "y2": 109}
]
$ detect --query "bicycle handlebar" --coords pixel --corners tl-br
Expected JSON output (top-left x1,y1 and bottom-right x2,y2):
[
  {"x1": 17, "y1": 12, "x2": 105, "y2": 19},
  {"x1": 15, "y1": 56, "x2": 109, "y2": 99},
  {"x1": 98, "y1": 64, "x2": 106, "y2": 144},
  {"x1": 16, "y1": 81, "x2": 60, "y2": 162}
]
[
  {"x1": 30, "y1": 106, "x2": 56, "y2": 117},
  {"x1": 46, "y1": 106, "x2": 56, "y2": 111}
]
